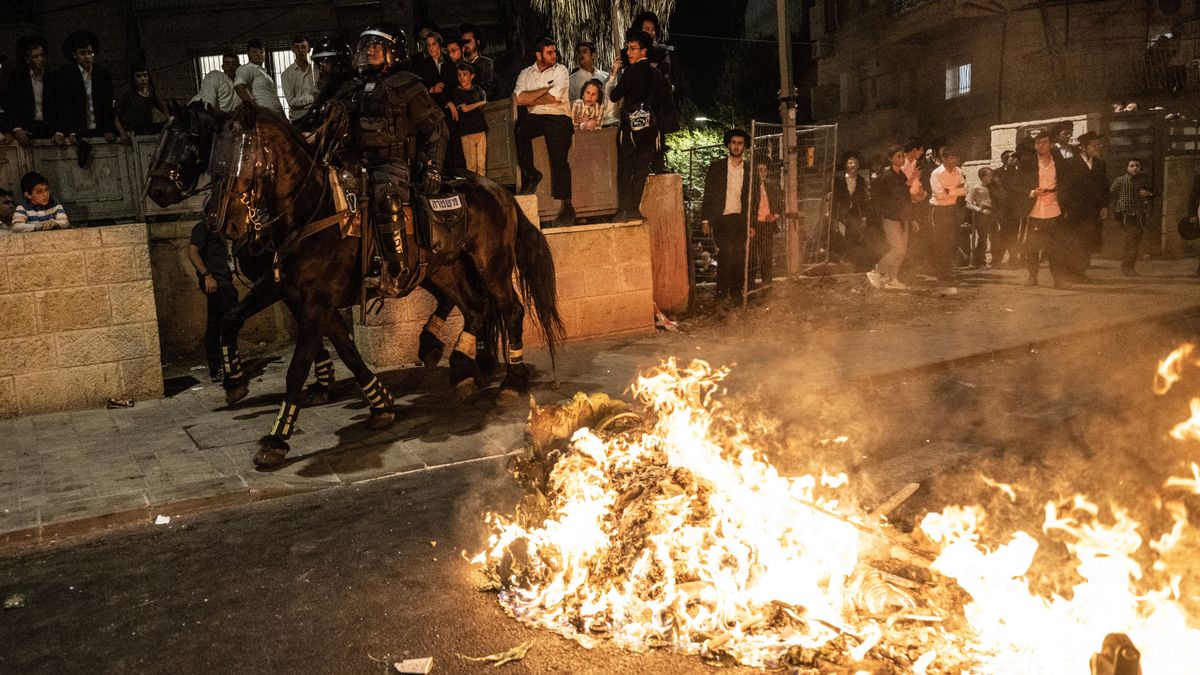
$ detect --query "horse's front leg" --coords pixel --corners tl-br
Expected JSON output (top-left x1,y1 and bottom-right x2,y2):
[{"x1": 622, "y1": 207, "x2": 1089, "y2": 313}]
[
  {"x1": 219, "y1": 277, "x2": 282, "y2": 406},
  {"x1": 253, "y1": 316, "x2": 324, "y2": 470},
  {"x1": 320, "y1": 307, "x2": 396, "y2": 430},
  {"x1": 417, "y1": 279, "x2": 455, "y2": 371}
]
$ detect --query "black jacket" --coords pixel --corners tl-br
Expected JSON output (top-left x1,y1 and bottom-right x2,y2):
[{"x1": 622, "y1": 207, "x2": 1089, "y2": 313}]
[
  {"x1": 871, "y1": 167, "x2": 910, "y2": 222},
  {"x1": 1062, "y1": 154, "x2": 1108, "y2": 216},
  {"x1": 5, "y1": 67, "x2": 57, "y2": 136},
  {"x1": 54, "y1": 62, "x2": 116, "y2": 136},
  {"x1": 413, "y1": 57, "x2": 456, "y2": 108},
  {"x1": 1189, "y1": 175, "x2": 1200, "y2": 217},
  {"x1": 610, "y1": 58, "x2": 666, "y2": 136},
  {"x1": 832, "y1": 171, "x2": 870, "y2": 222},
  {"x1": 1015, "y1": 154, "x2": 1070, "y2": 218},
  {"x1": 700, "y1": 157, "x2": 750, "y2": 224}
]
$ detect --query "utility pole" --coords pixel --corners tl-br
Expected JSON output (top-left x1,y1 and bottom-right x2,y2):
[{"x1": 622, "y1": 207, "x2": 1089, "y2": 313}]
[{"x1": 776, "y1": 0, "x2": 802, "y2": 275}]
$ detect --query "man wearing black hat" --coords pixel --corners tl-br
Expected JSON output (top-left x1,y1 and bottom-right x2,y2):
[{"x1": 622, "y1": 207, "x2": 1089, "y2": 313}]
[
  {"x1": 1062, "y1": 130, "x2": 1108, "y2": 280},
  {"x1": 52, "y1": 30, "x2": 117, "y2": 145}
]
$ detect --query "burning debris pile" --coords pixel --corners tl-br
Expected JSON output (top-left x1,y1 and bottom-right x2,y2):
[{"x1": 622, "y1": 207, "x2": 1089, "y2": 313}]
[{"x1": 470, "y1": 356, "x2": 1200, "y2": 672}]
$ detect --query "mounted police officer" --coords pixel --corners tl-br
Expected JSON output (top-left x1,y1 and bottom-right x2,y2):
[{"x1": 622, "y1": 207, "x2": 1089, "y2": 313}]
[{"x1": 335, "y1": 23, "x2": 446, "y2": 296}]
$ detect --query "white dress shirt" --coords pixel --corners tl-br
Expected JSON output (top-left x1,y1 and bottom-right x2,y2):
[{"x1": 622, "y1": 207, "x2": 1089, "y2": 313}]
[
  {"x1": 281, "y1": 61, "x2": 318, "y2": 120},
  {"x1": 513, "y1": 62, "x2": 570, "y2": 117},
  {"x1": 79, "y1": 64, "x2": 96, "y2": 130},
  {"x1": 191, "y1": 70, "x2": 241, "y2": 113},
  {"x1": 724, "y1": 160, "x2": 745, "y2": 215},
  {"x1": 234, "y1": 62, "x2": 284, "y2": 114},
  {"x1": 569, "y1": 67, "x2": 608, "y2": 103}
]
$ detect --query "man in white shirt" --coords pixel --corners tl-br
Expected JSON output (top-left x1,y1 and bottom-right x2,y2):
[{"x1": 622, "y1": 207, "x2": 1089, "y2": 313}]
[
  {"x1": 234, "y1": 38, "x2": 285, "y2": 115},
  {"x1": 192, "y1": 51, "x2": 241, "y2": 113},
  {"x1": 281, "y1": 36, "x2": 319, "y2": 122},
  {"x1": 927, "y1": 146, "x2": 967, "y2": 282},
  {"x1": 513, "y1": 37, "x2": 576, "y2": 227},
  {"x1": 569, "y1": 41, "x2": 609, "y2": 102}
]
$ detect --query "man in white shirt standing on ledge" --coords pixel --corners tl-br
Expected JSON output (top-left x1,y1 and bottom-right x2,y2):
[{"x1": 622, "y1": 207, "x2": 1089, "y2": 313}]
[
  {"x1": 281, "y1": 36, "x2": 319, "y2": 122},
  {"x1": 192, "y1": 51, "x2": 242, "y2": 113},
  {"x1": 513, "y1": 37, "x2": 576, "y2": 227},
  {"x1": 234, "y1": 38, "x2": 285, "y2": 115}
]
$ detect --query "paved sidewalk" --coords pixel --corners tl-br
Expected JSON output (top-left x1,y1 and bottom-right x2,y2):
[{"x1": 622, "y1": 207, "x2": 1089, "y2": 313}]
[{"x1": 2, "y1": 258, "x2": 1198, "y2": 546}]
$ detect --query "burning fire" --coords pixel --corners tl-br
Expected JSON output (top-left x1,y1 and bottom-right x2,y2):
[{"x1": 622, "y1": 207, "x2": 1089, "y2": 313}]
[{"x1": 472, "y1": 352, "x2": 1200, "y2": 671}]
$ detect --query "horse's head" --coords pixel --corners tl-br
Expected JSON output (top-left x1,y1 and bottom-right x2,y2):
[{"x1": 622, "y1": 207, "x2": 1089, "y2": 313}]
[
  {"x1": 204, "y1": 111, "x2": 272, "y2": 242},
  {"x1": 146, "y1": 102, "x2": 220, "y2": 207}
]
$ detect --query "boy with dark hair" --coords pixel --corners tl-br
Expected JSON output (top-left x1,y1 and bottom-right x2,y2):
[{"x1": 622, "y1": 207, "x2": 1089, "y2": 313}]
[
  {"x1": 1109, "y1": 157, "x2": 1154, "y2": 276},
  {"x1": 699, "y1": 127, "x2": 751, "y2": 301},
  {"x1": 53, "y1": 30, "x2": 117, "y2": 144},
  {"x1": 8, "y1": 35, "x2": 55, "y2": 146},
  {"x1": 451, "y1": 62, "x2": 489, "y2": 175},
  {"x1": 187, "y1": 220, "x2": 237, "y2": 382},
  {"x1": 12, "y1": 171, "x2": 70, "y2": 232},
  {"x1": 610, "y1": 29, "x2": 667, "y2": 222}
]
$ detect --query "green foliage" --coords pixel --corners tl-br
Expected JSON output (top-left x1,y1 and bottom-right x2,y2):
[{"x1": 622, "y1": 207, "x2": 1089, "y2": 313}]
[{"x1": 665, "y1": 127, "x2": 726, "y2": 217}]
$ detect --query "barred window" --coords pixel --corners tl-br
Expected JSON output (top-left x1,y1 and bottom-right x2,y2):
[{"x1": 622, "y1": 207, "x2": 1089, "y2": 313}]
[
  {"x1": 193, "y1": 51, "x2": 292, "y2": 115},
  {"x1": 945, "y1": 61, "x2": 971, "y2": 99}
]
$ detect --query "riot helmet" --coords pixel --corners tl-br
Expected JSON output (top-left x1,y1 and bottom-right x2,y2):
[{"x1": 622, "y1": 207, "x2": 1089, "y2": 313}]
[
  {"x1": 354, "y1": 23, "x2": 408, "y2": 74},
  {"x1": 312, "y1": 35, "x2": 352, "y2": 69}
]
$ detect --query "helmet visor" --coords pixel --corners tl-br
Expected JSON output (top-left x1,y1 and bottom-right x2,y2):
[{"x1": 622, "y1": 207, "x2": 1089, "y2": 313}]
[{"x1": 353, "y1": 32, "x2": 394, "y2": 72}]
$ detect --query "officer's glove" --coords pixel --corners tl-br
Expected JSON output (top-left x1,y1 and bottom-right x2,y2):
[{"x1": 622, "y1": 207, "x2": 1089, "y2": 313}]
[{"x1": 420, "y1": 162, "x2": 442, "y2": 196}]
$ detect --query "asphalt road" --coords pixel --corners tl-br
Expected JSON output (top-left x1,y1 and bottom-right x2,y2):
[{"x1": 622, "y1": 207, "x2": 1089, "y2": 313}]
[{"x1": 2, "y1": 310, "x2": 1199, "y2": 674}]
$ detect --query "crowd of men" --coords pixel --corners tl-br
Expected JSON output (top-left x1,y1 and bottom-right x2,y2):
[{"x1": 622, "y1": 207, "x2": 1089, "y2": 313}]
[{"x1": 822, "y1": 121, "x2": 1166, "y2": 292}]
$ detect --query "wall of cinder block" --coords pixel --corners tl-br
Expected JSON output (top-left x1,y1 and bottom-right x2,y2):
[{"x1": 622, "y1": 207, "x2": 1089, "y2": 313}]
[
  {"x1": 0, "y1": 225, "x2": 164, "y2": 418},
  {"x1": 354, "y1": 196, "x2": 656, "y2": 370}
]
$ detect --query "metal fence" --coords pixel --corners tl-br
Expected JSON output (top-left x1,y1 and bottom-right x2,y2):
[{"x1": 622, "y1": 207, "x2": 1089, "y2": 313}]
[
  {"x1": 745, "y1": 122, "x2": 839, "y2": 298},
  {"x1": 677, "y1": 142, "x2": 729, "y2": 289}
]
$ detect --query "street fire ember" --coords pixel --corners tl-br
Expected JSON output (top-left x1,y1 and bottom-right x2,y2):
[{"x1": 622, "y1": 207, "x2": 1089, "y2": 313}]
[{"x1": 471, "y1": 355, "x2": 1200, "y2": 671}]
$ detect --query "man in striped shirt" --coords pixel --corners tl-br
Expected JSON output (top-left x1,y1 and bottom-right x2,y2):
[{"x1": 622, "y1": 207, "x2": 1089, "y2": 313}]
[{"x1": 11, "y1": 171, "x2": 70, "y2": 232}]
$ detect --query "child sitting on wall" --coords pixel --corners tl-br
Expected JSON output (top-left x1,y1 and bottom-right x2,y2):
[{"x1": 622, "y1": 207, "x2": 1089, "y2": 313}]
[{"x1": 12, "y1": 171, "x2": 70, "y2": 232}]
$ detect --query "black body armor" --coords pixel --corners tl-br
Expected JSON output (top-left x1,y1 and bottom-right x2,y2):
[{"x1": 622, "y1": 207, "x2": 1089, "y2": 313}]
[{"x1": 349, "y1": 71, "x2": 447, "y2": 167}]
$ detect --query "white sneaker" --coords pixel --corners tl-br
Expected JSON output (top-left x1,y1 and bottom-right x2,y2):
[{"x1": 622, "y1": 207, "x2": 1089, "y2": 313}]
[
  {"x1": 866, "y1": 270, "x2": 884, "y2": 289},
  {"x1": 884, "y1": 278, "x2": 910, "y2": 290}
]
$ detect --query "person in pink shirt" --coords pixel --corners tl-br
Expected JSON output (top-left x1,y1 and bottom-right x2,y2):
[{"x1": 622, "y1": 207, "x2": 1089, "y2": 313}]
[
  {"x1": 927, "y1": 147, "x2": 967, "y2": 282},
  {"x1": 1017, "y1": 132, "x2": 1071, "y2": 288}
]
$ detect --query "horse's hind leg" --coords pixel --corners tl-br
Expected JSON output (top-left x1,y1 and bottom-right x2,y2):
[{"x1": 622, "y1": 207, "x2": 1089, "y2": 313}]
[
  {"x1": 441, "y1": 273, "x2": 490, "y2": 401},
  {"x1": 220, "y1": 277, "x2": 282, "y2": 407},
  {"x1": 492, "y1": 280, "x2": 529, "y2": 402},
  {"x1": 254, "y1": 312, "x2": 324, "y2": 470},
  {"x1": 320, "y1": 307, "x2": 396, "y2": 430},
  {"x1": 417, "y1": 280, "x2": 454, "y2": 371}
]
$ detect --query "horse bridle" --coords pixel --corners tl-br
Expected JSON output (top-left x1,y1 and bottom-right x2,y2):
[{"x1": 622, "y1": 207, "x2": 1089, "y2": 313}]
[{"x1": 145, "y1": 119, "x2": 213, "y2": 200}]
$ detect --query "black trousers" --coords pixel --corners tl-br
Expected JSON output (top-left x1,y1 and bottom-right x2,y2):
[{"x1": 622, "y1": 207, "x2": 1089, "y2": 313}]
[
  {"x1": 930, "y1": 204, "x2": 964, "y2": 280},
  {"x1": 1023, "y1": 216, "x2": 1069, "y2": 281},
  {"x1": 205, "y1": 281, "x2": 239, "y2": 375},
  {"x1": 1118, "y1": 212, "x2": 1146, "y2": 271},
  {"x1": 751, "y1": 220, "x2": 777, "y2": 288},
  {"x1": 515, "y1": 113, "x2": 573, "y2": 200},
  {"x1": 713, "y1": 213, "x2": 747, "y2": 299},
  {"x1": 616, "y1": 128, "x2": 656, "y2": 213}
]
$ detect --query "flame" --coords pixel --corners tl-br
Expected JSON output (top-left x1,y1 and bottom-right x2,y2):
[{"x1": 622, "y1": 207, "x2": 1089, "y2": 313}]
[
  {"x1": 1169, "y1": 398, "x2": 1200, "y2": 441},
  {"x1": 1154, "y1": 343, "x2": 1197, "y2": 395},
  {"x1": 473, "y1": 351, "x2": 1200, "y2": 670}
]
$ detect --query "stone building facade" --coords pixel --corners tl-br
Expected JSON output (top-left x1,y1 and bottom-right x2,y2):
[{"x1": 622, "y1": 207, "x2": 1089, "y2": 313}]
[{"x1": 806, "y1": 0, "x2": 1200, "y2": 162}]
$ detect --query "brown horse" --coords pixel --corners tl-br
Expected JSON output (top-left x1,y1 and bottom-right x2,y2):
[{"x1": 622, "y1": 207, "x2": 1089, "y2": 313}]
[{"x1": 205, "y1": 104, "x2": 562, "y2": 468}]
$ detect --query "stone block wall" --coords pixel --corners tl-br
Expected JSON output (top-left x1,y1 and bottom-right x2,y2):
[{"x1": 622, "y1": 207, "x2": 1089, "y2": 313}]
[
  {"x1": 0, "y1": 224, "x2": 164, "y2": 417},
  {"x1": 148, "y1": 222, "x2": 294, "y2": 361},
  {"x1": 354, "y1": 212, "x2": 655, "y2": 371}
]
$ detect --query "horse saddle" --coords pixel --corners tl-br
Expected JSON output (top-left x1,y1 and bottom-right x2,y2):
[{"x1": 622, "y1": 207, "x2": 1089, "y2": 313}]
[{"x1": 413, "y1": 178, "x2": 468, "y2": 254}]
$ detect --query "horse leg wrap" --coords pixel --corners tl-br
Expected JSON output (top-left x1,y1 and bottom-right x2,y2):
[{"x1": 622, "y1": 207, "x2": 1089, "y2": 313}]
[
  {"x1": 507, "y1": 343, "x2": 524, "y2": 365},
  {"x1": 424, "y1": 314, "x2": 446, "y2": 336},
  {"x1": 314, "y1": 358, "x2": 335, "y2": 388},
  {"x1": 269, "y1": 401, "x2": 300, "y2": 439},
  {"x1": 453, "y1": 332, "x2": 477, "y2": 360},
  {"x1": 361, "y1": 376, "x2": 393, "y2": 411},
  {"x1": 222, "y1": 345, "x2": 244, "y2": 380}
]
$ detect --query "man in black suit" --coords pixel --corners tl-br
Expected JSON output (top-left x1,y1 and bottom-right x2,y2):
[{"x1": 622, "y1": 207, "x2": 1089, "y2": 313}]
[
  {"x1": 609, "y1": 29, "x2": 667, "y2": 221},
  {"x1": 6, "y1": 35, "x2": 55, "y2": 147},
  {"x1": 1061, "y1": 131, "x2": 1108, "y2": 280},
  {"x1": 52, "y1": 30, "x2": 117, "y2": 145},
  {"x1": 1016, "y1": 131, "x2": 1072, "y2": 288},
  {"x1": 700, "y1": 128, "x2": 751, "y2": 301}
]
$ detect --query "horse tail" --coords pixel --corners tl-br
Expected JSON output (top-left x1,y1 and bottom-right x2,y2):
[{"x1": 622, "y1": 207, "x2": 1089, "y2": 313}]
[{"x1": 513, "y1": 207, "x2": 565, "y2": 364}]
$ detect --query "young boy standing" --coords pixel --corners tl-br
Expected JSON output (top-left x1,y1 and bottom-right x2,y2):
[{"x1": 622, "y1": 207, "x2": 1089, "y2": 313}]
[
  {"x1": 1109, "y1": 158, "x2": 1154, "y2": 276},
  {"x1": 450, "y1": 62, "x2": 488, "y2": 176},
  {"x1": 12, "y1": 171, "x2": 70, "y2": 232}
]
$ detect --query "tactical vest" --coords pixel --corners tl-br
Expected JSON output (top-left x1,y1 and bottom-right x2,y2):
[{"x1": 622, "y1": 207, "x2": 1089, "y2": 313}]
[{"x1": 352, "y1": 73, "x2": 420, "y2": 162}]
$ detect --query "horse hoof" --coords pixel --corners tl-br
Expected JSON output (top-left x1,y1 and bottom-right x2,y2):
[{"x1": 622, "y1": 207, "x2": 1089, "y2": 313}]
[
  {"x1": 225, "y1": 381, "x2": 249, "y2": 406},
  {"x1": 254, "y1": 436, "x2": 290, "y2": 470},
  {"x1": 454, "y1": 378, "x2": 477, "y2": 401},
  {"x1": 305, "y1": 385, "x2": 330, "y2": 406},
  {"x1": 496, "y1": 388, "x2": 521, "y2": 407},
  {"x1": 367, "y1": 409, "x2": 395, "y2": 430}
]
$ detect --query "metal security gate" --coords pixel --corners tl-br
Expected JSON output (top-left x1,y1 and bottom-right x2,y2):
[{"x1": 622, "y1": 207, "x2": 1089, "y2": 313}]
[{"x1": 744, "y1": 122, "x2": 838, "y2": 298}]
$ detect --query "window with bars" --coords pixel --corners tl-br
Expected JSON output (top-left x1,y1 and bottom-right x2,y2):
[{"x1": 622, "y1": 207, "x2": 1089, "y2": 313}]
[
  {"x1": 945, "y1": 61, "x2": 971, "y2": 99},
  {"x1": 194, "y1": 49, "x2": 296, "y2": 115}
]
